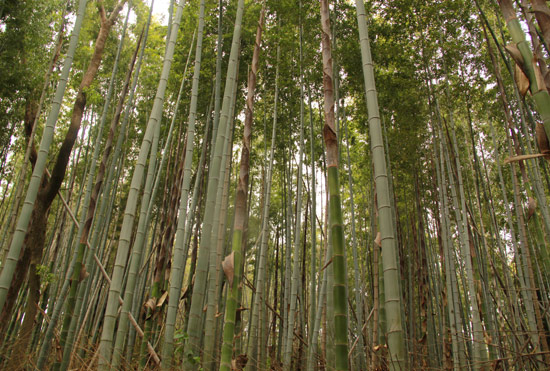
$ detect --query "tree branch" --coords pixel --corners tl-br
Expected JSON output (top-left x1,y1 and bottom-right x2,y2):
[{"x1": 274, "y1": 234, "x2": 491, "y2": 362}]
[
  {"x1": 109, "y1": 0, "x2": 127, "y2": 24},
  {"x1": 97, "y1": 0, "x2": 106, "y2": 23}
]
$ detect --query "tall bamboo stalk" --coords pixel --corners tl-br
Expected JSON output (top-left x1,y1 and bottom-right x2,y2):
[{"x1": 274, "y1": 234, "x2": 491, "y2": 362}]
[
  {"x1": 320, "y1": 1, "x2": 349, "y2": 369},
  {"x1": 160, "y1": 1, "x2": 205, "y2": 367},
  {"x1": 354, "y1": 0, "x2": 406, "y2": 368},
  {"x1": 98, "y1": 1, "x2": 185, "y2": 367},
  {"x1": 185, "y1": 0, "x2": 245, "y2": 360}
]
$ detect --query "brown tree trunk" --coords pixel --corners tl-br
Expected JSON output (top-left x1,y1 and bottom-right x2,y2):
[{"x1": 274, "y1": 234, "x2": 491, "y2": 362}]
[
  {"x1": 23, "y1": 97, "x2": 39, "y2": 168},
  {"x1": 5, "y1": 200, "x2": 48, "y2": 370}
]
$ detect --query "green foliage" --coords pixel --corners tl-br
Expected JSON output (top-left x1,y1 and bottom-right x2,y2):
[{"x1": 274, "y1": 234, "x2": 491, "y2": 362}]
[
  {"x1": 0, "y1": 0, "x2": 64, "y2": 151},
  {"x1": 2, "y1": 0, "x2": 550, "y2": 370},
  {"x1": 36, "y1": 263, "x2": 57, "y2": 285}
]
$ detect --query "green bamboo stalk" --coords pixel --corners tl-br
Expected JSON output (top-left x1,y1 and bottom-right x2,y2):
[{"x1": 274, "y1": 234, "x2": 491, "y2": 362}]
[
  {"x1": 98, "y1": 1, "x2": 185, "y2": 367},
  {"x1": 320, "y1": 1, "x2": 349, "y2": 369},
  {"x1": 445, "y1": 114, "x2": 487, "y2": 368},
  {"x1": 160, "y1": 1, "x2": 205, "y2": 365},
  {"x1": 218, "y1": 36, "x2": 258, "y2": 362},
  {"x1": 432, "y1": 128, "x2": 459, "y2": 371},
  {"x1": 305, "y1": 79, "x2": 318, "y2": 370},
  {"x1": 110, "y1": 35, "x2": 175, "y2": 364},
  {"x1": 57, "y1": 7, "x2": 131, "y2": 369},
  {"x1": 307, "y1": 228, "x2": 330, "y2": 371},
  {"x1": 283, "y1": 22, "x2": 307, "y2": 371},
  {"x1": 212, "y1": 0, "x2": 224, "y2": 146},
  {"x1": 480, "y1": 17, "x2": 530, "y2": 361},
  {"x1": 235, "y1": 8, "x2": 266, "y2": 370},
  {"x1": 173, "y1": 90, "x2": 213, "y2": 323},
  {"x1": 212, "y1": 127, "x2": 235, "y2": 363},
  {"x1": 343, "y1": 110, "x2": 366, "y2": 370},
  {"x1": 127, "y1": 25, "x2": 196, "y2": 369},
  {"x1": 282, "y1": 141, "x2": 293, "y2": 362},
  {"x1": 185, "y1": 0, "x2": 245, "y2": 361},
  {"x1": 204, "y1": 61, "x2": 239, "y2": 371},
  {"x1": 68, "y1": 6, "x2": 154, "y2": 363},
  {"x1": 504, "y1": 126, "x2": 548, "y2": 363},
  {"x1": 137, "y1": 118, "x2": 164, "y2": 370},
  {"x1": 499, "y1": 0, "x2": 550, "y2": 141},
  {"x1": 354, "y1": 0, "x2": 405, "y2": 368}
]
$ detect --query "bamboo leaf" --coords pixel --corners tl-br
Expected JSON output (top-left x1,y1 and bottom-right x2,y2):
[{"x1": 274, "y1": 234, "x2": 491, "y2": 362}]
[
  {"x1": 514, "y1": 63, "x2": 530, "y2": 96},
  {"x1": 144, "y1": 298, "x2": 156, "y2": 312},
  {"x1": 157, "y1": 291, "x2": 168, "y2": 308},
  {"x1": 505, "y1": 43, "x2": 526, "y2": 71},
  {"x1": 374, "y1": 232, "x2": 382, "y2": 247},
  {"x1": 78, "y1": 264, "x2": 89, "y2": 282},
  {"x1": 222, "y1": 251, "x2": 235, "y2": 287}
]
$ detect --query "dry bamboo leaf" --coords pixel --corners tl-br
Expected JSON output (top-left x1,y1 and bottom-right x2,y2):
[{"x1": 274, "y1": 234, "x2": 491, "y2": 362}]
[
  {"x1": 505, "y1": 43, "x2": 526, "y2": 71},
  {"x1": 527, "y1": 197, "x2": 537, "y2": 222},
  {"x1": 503, "y1": 153, "x2": 546, "y2": 163},
  {"x1": 536, "y1": 122, "x2": 550, "y2": 160},
  {"x1": 157, "y1": 290, "x2": 168, "y2": 308},
  {"x1": 222, "y1": 251, "x2": 235, "y2": 287},
  {"x1": 144, "y1": 298, "x2": 156, "y2": 312},
  {"x1": 374, "y1": 232, "x2": 382, "y2": 247},
  {"x1": 515, "y1": 63, "x2": 530, "y2": 96},
  {"x1": 506, "y1": 123, "x2": 550, "y2": 164},
  {"x1": 78, "y1": 264, "x2": 89, "y2": 282}
]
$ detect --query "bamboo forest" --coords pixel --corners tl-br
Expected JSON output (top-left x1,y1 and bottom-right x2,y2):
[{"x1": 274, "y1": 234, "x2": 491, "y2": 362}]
[{"x1": 5, "y1": 0, "x2": 550, "y2": 370}]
